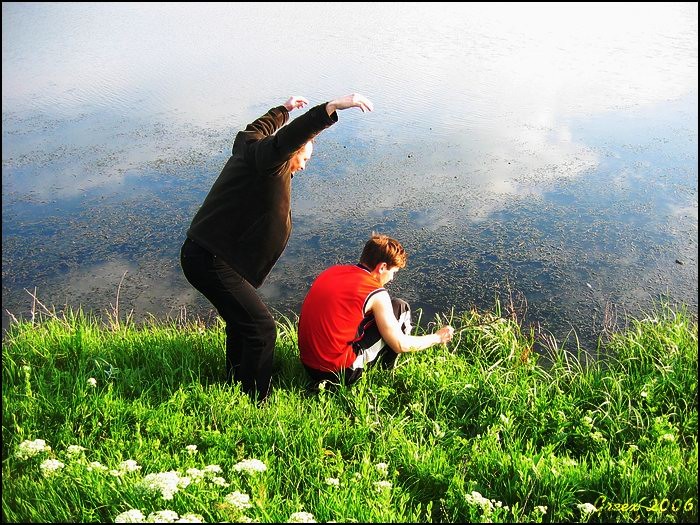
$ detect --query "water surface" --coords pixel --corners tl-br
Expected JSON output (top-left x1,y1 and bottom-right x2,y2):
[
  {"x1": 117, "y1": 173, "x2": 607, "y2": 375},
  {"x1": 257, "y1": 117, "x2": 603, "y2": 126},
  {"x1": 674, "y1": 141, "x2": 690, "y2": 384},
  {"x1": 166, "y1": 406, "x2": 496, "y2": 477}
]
[{"x1": 3, "y1": 2, "x2": 697, "y2": 348}]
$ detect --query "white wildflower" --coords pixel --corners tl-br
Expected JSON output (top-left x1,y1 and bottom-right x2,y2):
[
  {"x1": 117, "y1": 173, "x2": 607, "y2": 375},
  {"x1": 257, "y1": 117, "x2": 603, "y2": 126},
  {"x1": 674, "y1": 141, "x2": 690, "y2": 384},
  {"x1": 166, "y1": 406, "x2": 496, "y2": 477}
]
[
  {"x1": 203, "y1": 464, "x2": 223, "y2": 474},
  {"x1": 287, "y1": 511, "x2": 316, "y2": 523},
  {"x1": 640, "y1": 390, "x2": 648, "y2": 398},
  {"x1": 120, "y1": 459, "x2": 142, "y2": 473},
  {"x1": 115, "y1": 509, "x2": 146, "y2": 523},
  {"x1": 590, "y1": 431, "x2": 606, "y2": 443},
  {"x1": 535, "y1": 505, "x2": 548, "y2": 514},
  {"x1": 140, "y1": 471, "x2": 184, "y2": 500},
  {"x1": 325, "y1": 477, "x2": 340, "y2": 487},
  {"x1": 374, "y1": 480, "x2": 392, "y2": 491},
  {"x1": 660, "y1": 433, "x2": 675, "y2": 442},
  {"x1": 15, "y1": 439, "x2": 51, "y2": 460},
  {"x1": 185, "y1": 445, "x2": 198, "y2": 455},
  {"x1": 499, "y1": 414, "x2": 510, "y2": 426},
  {"x1": 146, "y1": 509, "x2": 180, "y2": 523},
  {"x1": 224, "y1": 490, "x2": 253, "y2": 509},
  {"x1": 465, "y1": 491, "x2": 494, "y2": 512},
  {"x1": 40, "y1": 458, "x2": 65, "y2": 476},
  {"x1": 577, "y1": 502, "x2": 597, "y2": 515},
  {"x1": 175, "y1": 513, "x2": 204, "y2": 523},
  {"x1": 209, "y1": 476, "x2": 229, "y2": 487},
  {"x1": 186, "y1": 468, "x2": 205, "y2": 482},
  {"x1": 375, "y1": 462, "x2": 389, "y2": 476},
  {"x1": 87, "y1": 377, "x2": 97, "y2": 387},
  {"x1": 110, "y1": 469, "x2": 123, "y2": 477},
  {"x1": 88, "y1": 461, "x2": 108, "y2": 472},
  {"x1": 66, "y1": 445, "x2": 87, "y2": 458},
  {"x1": 233, "y1": 458, "x2": 267, "y2": 474}
]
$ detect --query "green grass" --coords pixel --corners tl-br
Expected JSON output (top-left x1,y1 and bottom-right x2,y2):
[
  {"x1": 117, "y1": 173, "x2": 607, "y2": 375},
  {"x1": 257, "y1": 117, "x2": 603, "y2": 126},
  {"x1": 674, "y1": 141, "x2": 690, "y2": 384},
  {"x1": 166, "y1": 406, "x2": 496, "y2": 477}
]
[{"x1": 2, "y1": 301, "x2": 697, "y2": 523}]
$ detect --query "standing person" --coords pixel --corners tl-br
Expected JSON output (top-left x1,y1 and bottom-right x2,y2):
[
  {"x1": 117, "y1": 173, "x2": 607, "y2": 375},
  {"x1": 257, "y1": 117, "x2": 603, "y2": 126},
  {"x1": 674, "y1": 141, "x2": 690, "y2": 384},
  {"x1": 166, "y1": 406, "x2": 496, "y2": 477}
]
[
  {"x1": 181, "y1": 93, "x2": 374, "y2": 403},
  {"x1": 298, "y1": 233, "x2": 454, "y2": 388}
]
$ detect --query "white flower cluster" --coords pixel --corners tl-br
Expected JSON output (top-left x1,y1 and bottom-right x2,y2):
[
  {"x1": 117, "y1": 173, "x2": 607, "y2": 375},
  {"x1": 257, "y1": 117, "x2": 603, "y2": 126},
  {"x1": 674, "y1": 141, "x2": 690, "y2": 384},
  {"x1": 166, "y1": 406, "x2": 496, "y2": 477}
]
[
  {"x1": 373, "y1": 480, "x2": 392, "y2": 492},
  {"x1": 287, "y1": 511, "x2": 316, "y2": 523},
  {"x1": 120, "y1": 459, "x2": 142, "y2": 473},
  {"x1": 464, "y1": 491, "x2": 508, "y2": 514},
  {"x1": 114, "y1": 509, "x2": 204, "y2": 523},
  {"x1": 590, "y1": 431, "x2": 606, "y2": 443},
  {"x1": 66, "y1": 445, "x2": 87, "y2": 458},
  {"x1": 203, "y1": 464, "x2": 222, "y2": 474},
  {"x1": 224, "y1": 490, "x2": 253, "y2": 510},
  {"x1": 139, "y1": 471, "x2": 192, "y2": 500},
  {"x1": 109, "y1": 459, "x2": 142, "y2": 477},
  {"x1": 374, "y1": 462, "x2": 389, "y2": 476},
  {"x1": 325, "y1": 477, "x2": 340, "y2": 487},
  {"x1": 88, "y1": 461, "x2": 108, "y2": 472},
  {"x1": 87, "y1": 377, "x2": 97, "y2": 387},
  {"x1": 15, "y1": 439, "x2": 51, "y2": 460},
  {"x1": 577, "y1": 503, "x2": 597, "y2": 515},
  {"x1": 233, "y1": 458, "x2": 267, "y2": 474},
  {"x1": 40, "y1": 458, "x2": 65, "y2": 476},
  {"x1": 115, "y1": 509, "x2": 146, "y2": 523},
  {"x1": 185, "y1": 445, "x2": 198, "y2": 455},
  {"x1": 183, "y1": 464, "x2": 228, "y2": 487}
]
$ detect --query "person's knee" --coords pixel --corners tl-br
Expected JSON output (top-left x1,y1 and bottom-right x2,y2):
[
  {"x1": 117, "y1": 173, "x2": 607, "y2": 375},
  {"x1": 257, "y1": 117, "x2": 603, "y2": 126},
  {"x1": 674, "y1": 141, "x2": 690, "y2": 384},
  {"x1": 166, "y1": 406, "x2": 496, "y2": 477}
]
[
  {"x1": 391, "y1": 298, "x2": 412, "y2": 334},
  {"x1": 260, "y1": 315, "x2": 277, "y2": 347},
  {"x1": 391, "y1": 298, "x2": 411, "y2": 317}
]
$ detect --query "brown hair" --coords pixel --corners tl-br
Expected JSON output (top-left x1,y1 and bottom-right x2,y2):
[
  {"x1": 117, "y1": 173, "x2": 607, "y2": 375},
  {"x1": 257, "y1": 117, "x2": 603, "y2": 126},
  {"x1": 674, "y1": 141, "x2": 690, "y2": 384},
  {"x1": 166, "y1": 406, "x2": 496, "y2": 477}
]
[
  {"x1": 294, "y1": 139, "x2": 314, "y2": 156},
  {"x1": 360, "y1": 232, "x2": 407, "y2": 269}
]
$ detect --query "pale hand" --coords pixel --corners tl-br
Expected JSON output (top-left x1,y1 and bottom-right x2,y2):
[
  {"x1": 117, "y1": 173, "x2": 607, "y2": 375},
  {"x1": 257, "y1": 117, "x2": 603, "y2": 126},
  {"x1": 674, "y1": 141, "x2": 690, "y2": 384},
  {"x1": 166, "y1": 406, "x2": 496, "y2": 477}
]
[
  {"x1": 326, "y1": 93, "x2": 374, "y2": 116},
  {"x1": 284, "y1": 96, "x2": 309, "y2": 111},
  {"x1": 436, "y1": 326, "x2": 454, "y2": 344}
]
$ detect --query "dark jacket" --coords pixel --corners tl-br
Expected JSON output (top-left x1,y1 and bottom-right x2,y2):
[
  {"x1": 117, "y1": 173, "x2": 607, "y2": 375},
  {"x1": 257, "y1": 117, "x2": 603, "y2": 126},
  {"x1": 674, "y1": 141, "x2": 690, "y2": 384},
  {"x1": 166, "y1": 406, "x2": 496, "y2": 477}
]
[{"x1": 187, "y1": 103, "x2": 338, "y2": 288}]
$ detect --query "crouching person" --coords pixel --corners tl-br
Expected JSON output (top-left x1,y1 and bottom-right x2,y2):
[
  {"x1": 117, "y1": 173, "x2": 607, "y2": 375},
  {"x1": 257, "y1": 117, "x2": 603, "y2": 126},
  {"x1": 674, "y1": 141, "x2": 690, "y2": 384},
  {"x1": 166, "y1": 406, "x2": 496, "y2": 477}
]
[{"x1": 298, "y1": 233, "x2": 454, "y2": 389}]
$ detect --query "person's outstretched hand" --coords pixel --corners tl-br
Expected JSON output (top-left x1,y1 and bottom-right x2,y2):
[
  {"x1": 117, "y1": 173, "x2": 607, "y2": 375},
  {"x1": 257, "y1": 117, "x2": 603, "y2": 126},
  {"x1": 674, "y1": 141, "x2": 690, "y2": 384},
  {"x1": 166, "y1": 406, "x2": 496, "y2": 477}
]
[
  {"x1": 326, "y1": 93, "x2": 374, "y2": 116},
  {"x1": 284, "y1": 96, "x2": 309, "y2": 111},
  {"x1": 436, "y1": 326, "x2": 454, "y2": 344}
]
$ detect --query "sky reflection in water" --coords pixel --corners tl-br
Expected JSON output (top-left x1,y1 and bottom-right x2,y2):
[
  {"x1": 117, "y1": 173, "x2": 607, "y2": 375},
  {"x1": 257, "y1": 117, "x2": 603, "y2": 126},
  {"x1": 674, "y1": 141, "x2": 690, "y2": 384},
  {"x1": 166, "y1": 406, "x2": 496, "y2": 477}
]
[{"x1": 2, "y1": 2, "x2": 697, "y2": 347}]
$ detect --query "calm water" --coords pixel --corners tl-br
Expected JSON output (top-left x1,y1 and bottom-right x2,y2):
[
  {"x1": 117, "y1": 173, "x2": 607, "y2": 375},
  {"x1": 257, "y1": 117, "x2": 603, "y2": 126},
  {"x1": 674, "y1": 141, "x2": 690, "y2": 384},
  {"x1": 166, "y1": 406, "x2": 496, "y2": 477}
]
[{"x1": 2, "y1": 2, "x2": 698, "y2": 348}]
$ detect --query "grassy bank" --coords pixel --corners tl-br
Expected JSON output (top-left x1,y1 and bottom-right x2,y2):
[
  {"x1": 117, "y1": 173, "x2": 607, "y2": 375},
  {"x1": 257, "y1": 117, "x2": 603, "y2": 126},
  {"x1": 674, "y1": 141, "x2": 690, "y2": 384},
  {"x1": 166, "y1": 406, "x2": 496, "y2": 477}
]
[{"x1": 2, "y1": 301, "x2": 697, "y2": 523}]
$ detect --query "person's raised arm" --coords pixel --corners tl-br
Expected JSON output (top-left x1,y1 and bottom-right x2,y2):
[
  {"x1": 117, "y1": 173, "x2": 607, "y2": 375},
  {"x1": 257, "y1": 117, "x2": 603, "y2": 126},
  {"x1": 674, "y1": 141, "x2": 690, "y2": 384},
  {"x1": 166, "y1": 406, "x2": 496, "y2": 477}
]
[
  {"x1": 325, "y1": 93, "x2": 374, "y2": 117},
  {"x1": 252, "y1": 93, "x2": 373, "y2": 171},
  {"x1": 369, "y1": 292, "x2": 454, "y2": 354}
]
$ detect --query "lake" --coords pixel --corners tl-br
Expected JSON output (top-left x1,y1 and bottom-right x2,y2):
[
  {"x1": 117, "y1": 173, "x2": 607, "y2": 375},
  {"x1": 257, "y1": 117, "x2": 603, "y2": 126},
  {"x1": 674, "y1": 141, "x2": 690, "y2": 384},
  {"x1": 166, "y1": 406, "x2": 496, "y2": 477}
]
[{"x1": 2, "y1": 2, "x2": 697, "y2": 349}]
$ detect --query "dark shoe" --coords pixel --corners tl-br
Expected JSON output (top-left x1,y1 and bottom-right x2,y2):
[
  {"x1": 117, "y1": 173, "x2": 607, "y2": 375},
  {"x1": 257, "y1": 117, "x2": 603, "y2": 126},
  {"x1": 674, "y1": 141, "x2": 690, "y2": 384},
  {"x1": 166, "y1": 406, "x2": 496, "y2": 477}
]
[{"x1": 378, "y1": 349, "x2": 400, "y2": 370}]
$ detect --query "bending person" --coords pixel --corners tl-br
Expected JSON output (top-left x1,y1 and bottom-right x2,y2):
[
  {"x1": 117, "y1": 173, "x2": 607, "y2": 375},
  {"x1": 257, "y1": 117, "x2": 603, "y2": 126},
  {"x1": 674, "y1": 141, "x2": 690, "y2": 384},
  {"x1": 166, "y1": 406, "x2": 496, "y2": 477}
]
[
  {"x1": 181, "y1": 93, "x2": 374, "y2": 403},
  {"x1": 298, "y1": 233, "x2": 454, "y2": 388}
]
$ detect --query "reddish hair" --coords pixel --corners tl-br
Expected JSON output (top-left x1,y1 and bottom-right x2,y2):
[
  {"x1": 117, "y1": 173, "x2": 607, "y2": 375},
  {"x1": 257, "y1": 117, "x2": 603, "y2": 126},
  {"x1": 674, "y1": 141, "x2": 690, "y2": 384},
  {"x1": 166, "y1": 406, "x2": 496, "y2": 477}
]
[{"x1": 360, "y1": 233, "x2": 407, "y2": 269}]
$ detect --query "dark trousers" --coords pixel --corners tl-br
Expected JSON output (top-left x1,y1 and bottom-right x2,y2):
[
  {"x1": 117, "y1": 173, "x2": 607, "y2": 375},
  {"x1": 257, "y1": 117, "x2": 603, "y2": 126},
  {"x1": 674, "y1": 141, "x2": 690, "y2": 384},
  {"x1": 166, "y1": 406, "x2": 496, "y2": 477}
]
[
  {"x1": 304, "y1": 298, "x2": 411, "y2": 388},
  {"x1": 180, "y1": 238, "x2": 275, "y2": 403}
]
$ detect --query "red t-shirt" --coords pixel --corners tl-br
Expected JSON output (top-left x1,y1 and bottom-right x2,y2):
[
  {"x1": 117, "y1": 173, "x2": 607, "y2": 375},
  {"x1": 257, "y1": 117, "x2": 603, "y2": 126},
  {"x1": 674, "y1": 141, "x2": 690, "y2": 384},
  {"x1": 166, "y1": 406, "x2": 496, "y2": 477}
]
[{"x1": 298, "y1": 264, "x2": 385, "y2": 372}]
